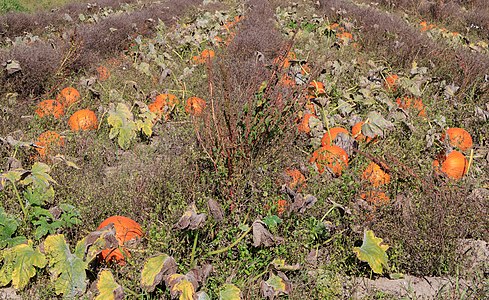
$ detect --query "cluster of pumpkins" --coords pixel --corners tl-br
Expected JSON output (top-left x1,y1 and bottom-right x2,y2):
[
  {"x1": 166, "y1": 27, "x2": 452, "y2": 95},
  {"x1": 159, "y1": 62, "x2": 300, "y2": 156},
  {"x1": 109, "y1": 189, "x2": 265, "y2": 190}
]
[{"x1": 34, "y1": 87, "x2": 98, "y2": 159}]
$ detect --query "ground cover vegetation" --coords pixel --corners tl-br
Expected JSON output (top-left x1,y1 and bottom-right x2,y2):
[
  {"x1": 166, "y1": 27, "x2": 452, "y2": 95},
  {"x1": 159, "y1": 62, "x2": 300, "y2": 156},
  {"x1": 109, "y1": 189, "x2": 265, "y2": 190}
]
[{"x1": 0, "y1": 0, "x2": 488, "y2": 299}]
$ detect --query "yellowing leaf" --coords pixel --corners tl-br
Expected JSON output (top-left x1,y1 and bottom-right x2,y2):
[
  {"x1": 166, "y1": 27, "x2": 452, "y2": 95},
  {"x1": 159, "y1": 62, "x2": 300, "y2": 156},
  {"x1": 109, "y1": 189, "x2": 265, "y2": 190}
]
[
  {"x1": 141, "y1": 253, "x2": 177, "y2": 292},
  {"x1": 107, "y1": 103, "x2": 137, "y2": 150},
  {"x1": 219, "y1": 283, "x2": 241, "y2": 300},
  {"x1": 166, "y1": 274, "x2": 196, "y2": 300},
  {"x1": 353, "y1": 230, "x2": 389, "y2": 274},
  {"x1": 0, "y1": 241, "x2": 46, "y2": 290},
  {"x1": 95, "y1": 270, "x2": 124, "y2": 300},
  {"x1": 260, "y1": 273, "x2": 291, "y2": 298},
  {"x1": 43, "y1": 234, "x2": 87, "y2": 297}
]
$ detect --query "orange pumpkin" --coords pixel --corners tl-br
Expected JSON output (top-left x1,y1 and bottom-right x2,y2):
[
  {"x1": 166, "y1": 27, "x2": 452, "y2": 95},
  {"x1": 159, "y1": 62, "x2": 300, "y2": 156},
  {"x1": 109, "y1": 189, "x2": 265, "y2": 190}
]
[
  {"x1": 352, "y1": 121, "x2": 376, "y2": 142},
  {"x1": 276, "y1": 199, "x2": 287, "y2": 216},
  {"x1": 192, "y1": 49, "x2": 215, "y2": 64},
  {"x1": 298, "y1": 113, "x2": 317, "y2": 134},
  {"x1": 442, "y1": 128, "x2": 473, "y2": 151},
  {"x1": 96, "y1": 66, "x2": 111, "y2": 82},
  {"x1": 149, "y1": 94, "x2": 179, "y2": 120},
  {"x1": 278, "y1": 74, "x2": 296, "y2": 88},
  {"x1": 436, "y1": 151, "x2": 468, "y2": 180},
  {"x1": 308, "y1": 80, "x2": 326, "y2": 97},
  {"x1": 35, "y1": 100, "x2": 64, "y2": 119},
  {"x1": 185, "y1": 97, "x2": 206, "y2": 116},
  {"x1": 56, "y1": 87, "x2": 80, "y2": 108},
  {"x1": 336, "y1": 31, "x2": 353, "y2": 44},
  {"x1": 396, "y1": 96, "x2": 427, "y2": 117},
  {"x1": 362, "y1": 162, "x2": 390, "y2": 187},
  {"x1": 321, "y1": 127, "x2": 349, "y2": 147},
  {"x1": 35, "y1": 131, "x2": 65, "y2": 158},
  {"x1": 97, "y1": 216, "x2": 143, "y2": 265},
  {"x1": 285, "y1": 168, "x2": 306, "y2": 191},
  {"x1": 384, "y1": 74, "x2": 399, "y2": 91},
  {"x1": 68, "y1": 109, "x2": 98, "y2": 131},
  {"x1": 360, "y1": 191, "x2": 390, "y2": 207},
  {"x1": 309, "y1": 145, "x2": 349, "y2": 176}
]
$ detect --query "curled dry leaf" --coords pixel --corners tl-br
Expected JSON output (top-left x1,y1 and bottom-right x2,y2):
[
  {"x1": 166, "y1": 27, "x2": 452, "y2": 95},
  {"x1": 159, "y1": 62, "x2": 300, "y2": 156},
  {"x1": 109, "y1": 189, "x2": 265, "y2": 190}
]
[
  {"x1": 94, "y1": 269, "x2": 124, "y2": 300},
  {"x1": 260, "y1": 272, "x2": 291, "y2": 299},
  {"x1": 290, "y1": 193, "x2": 317, "y2": 214},
  {"x1": 187, "y1": 264, "x2": 214, "y2": 285},
  {"x1": 207, "y1": 198, "x2": 224, "y2": 222},
  {"x1": 165, "y1": 274, "x2": 197, "y2": 299},
  {"x1": 174, "y1": 203, "x2": 207, "y2": 230},
  {"x1": 252, "y1": 220, "x2": 284, "y2": 247},
  {"x1": 271, "y1": 258, "x2": 301, "y2": 271},
  {"x1": 140, "y1": 253, "x2": 177, "y2": 293}
]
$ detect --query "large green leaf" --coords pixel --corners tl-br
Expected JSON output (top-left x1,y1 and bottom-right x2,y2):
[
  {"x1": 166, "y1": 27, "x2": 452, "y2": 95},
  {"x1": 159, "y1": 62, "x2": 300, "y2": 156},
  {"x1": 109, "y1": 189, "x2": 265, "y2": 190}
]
[
  {"x1": 107, "y1": 103, "x2": 137, "y2": 150},
  {"x1": 353, "y1": 230, "x2": 389, "y2": 274},
  {"x1": 21, "y1": 162, "x2": 56, "y2": 188},
  {"x1": 0, "y1": 241, "x2": 46, "y2": 290},
  {"x1": 219, "y1": 283, "x2": 241, "y2": 300},
  {"x1": 95, "y1": 270, "x2": 124, "y2": 300},
  {"x1": 140, "y1": 253, "x2": 177, "y2": 292},
  {"x1": 0, "y1": 208, "x2": 26, "y2": 249},
  {"x1": 43, "y1": 234, "x2": 87, "y2": 298}
]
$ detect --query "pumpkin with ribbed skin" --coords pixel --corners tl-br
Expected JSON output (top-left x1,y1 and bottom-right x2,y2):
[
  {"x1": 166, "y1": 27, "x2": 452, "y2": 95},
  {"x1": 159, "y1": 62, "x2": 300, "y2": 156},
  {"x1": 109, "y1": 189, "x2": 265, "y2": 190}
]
[
  {"x1": 384, "y1": 74, "x2": 398, "y2": 91},
  {"x1": 321, "y1": 127, "x2": 349, "y2": 147},
  {"x1": 35, "y1": 131, "x2": 65, "y2": 158},
  {"x1": 56, "y1": 87, "x2": 80, "y2": 108},
  {"x1": 308, "y1": 80, "x2": 326, "y2": 97},
  {"x1": 442, "y1": 128, "x2": 473, "y2": 151},
  {"x1": 68, "y1": 109, "x2": 98, "y2": 131},
  {"x1": 35, "y1": 100, "x2": 64, "y2": 119},
  {"x1": 309, "y1": 145, "x2": 348, "y2": 176},
  {"x1": 185, "y1": 97, "x2": 206, "y2": 116},
  {"x1": 396, "y1": 96, "x2": 427, "y2": 117},
  {"x1": 97, "y1": 216, "x2": 143, "y2": 265},
  {"x1": 435, "y1": 151, "x2": 468, "y2": 180},
  {"x1": 362, "y1": 162, "x2": 390, "y2": 187}
]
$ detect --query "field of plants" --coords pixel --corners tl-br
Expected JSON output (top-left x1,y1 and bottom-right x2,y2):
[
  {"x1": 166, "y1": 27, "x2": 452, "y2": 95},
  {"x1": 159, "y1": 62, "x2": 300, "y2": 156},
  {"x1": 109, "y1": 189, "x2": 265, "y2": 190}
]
[{"x1": 0, "y1": 0, "x2": 488, "y2": 299}]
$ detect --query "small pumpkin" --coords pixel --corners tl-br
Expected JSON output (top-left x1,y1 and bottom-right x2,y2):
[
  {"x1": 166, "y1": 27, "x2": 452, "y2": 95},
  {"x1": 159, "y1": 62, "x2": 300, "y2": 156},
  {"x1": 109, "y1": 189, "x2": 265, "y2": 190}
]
[
  {"x1": 442, "y1": 128, "x2": 473, "y2": 151},
  {"x1": 285, "y1": 168, "x2": 306, "y2": 191},
  {"x1": 97, "y1": 216, "x2": 143, "y2": 265},
  {"x1": 96, "y1": 66, "x2": 111, "y2": 82},
  {"x1": 362, "y1": 162, "x2": 390, "y2": 187},
  {"x1": 192, "y1": 49, "x2": 215, "y2": 64},
  {"x1": 56, "y1": 87, "x2": 80, "y2": 108},
  {"x1": 321, "y1": 127, "x2": 349, "y2": 147},
  {"x1": 308, "y1": 80, "x2": 326, "y2": 98},
  {"x1": 149, "y1": 94, "x2": 179, "y2": 120},
  {"x1": 309, "y1": 145, "x2": 349, "y2": 176},
  {"x1": 35, "y1": 131, "x2": 65, "y2": 158},
  {"x1": 352, "y1": 121, "x2": 376, "y2": 142},
  {"x1": 396, "y1": 96, "x2": 427, "y2": 117},
  {"x1": 298, "y1": 113, "x2": 317, "y2": 134},
  {"x1": 35, "y1": 100, "x2": 64, "y2": 119},
  {"x1": 336, "y1": 31, "x2": 353, "y2": 44},
  {"x1": 360, "y1": 191, "x2": 390, "y2": 207},
  {"x1": 384, "y1": 74, "x2": 398, "y2": 91},
  {"x1": 185, "y1": 97, "x2": 206, "y2": 116},
  {"x1": 68, "y1": 109, "x2": 98, "y2": 131},
  {"x1": 435, "y1": 151, "x2": 468, "y2": 180}
]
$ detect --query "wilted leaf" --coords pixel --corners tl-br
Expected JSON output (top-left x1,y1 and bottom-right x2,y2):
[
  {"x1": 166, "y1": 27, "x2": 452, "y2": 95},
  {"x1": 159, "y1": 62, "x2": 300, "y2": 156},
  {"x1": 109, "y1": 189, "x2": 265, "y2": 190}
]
[
  {"x1": 353, "y1": 230, "x2": 389, "y2": 274},
  {"x1": 95, "y1": 270, "x2": 123, "y2": 300},
  {"x1": 252, "y1": 220, "x2": 284, "y2": 247},
  {"x1": 197, "y1": 291, "x2": 211, "y2": 300},
  {"x1": 174, "y1": 203, "x2": 207, "y2": 230},
  {"x1": 260, "y1": 272, "x2": 291, "y2": 299},
  {"x1": 51, "y1": 155, "x2": 81, "y2": 169},
  {"x1": 290, "y1": 193, "x2": 317, "y2": 214},
  {"x1": 271, "y1": 259, "x2": 300, "y2": 271},
  {"x1": 166, "y1": 274, "x2": 197, "y2": 300},
  {"x1": 363, "y1": 112, "x2": 394, "y2": 138},
  {"x1": 187, "y1": 264, "x2": 213, "y2": 284},
  {"x1": 219, "y1": 283, "x2": 241, "y2": 300},
  {"x1": 0, "y1": 242, "x2": 46, "y2": 290},
  {"x1": 141, "y1": 253, "x2": 177, "y2": 292},
  {"x1": 43, "y1": 234, "x2": 87, "y2": 297},
  {"x1": 3, "y1": 60, "x2": 21, "y2": 75},
  {"x1": 75, "y1": 225, "x2": 119, "y2": 263},
  {"x1": 444, "y1": 83, "x2": 459, "y2": 99},
  {"x1": 207, "y1": 198, "x2": 224, "y2": 222}
]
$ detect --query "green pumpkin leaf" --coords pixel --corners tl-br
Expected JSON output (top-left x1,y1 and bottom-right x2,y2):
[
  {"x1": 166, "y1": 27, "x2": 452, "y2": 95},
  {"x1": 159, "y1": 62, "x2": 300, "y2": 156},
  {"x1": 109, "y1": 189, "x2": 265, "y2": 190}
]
[
  {"x1": 353, "y1": 230, "x2": 389, "y2": 274},
  {"x1": 0, "y1": 241, "x2": 46, "y2": 290},
  {"x1": 0, "y1": 208, "x2": 26, "y2": 249},
  {"x1": 43, "y1": 234, "x2": 88, "y2": 298},
  {"x1": 140, "y1": 253, "x2": 177, "y2": 292},
  {"x1": 219, "y1": 283, "x2": 241, "y2": 300},
  {"x1": 21, "y1": 162, "x2": 56, "y2": 188},
  {"x1": 95, "y1": 270, "x2": 124, "y2": 300}
]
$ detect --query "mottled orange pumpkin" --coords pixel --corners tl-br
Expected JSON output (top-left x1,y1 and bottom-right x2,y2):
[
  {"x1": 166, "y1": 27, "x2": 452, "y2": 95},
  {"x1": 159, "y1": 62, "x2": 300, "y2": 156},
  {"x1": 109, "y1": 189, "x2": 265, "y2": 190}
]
[
  {"x1": 336, "y1": 31, "x2": 353, "y2": 44},
  {"x1": 56, "y1": 87, "x2": 80, "y2": 108},
  {"x1": 285, "y1": 168, "x2": 306, "y2": 191},
  {"x1": 309, "y1": 145, "x2": 349, "y2": 176},
  {"x1": 360, "y1": 191, "x2": 390, "y2": 207},
  {"x1": 35, "y1": 100, "x2": 64, "y2": 119},
  {"x1": 185, "y1": 97, "x2": 206, "y2": 116},
  {"x1": 396, "y1": 96, "x2": 427, "y2": 117},
  {"x1": 384, "y1": 74, "x2": 399, "y2": 91},
  {"x1": 321, "y1": 127, "x2": 349, "y2": 147},
  {"x1": 35, "y1": 131, "x2": 65, "y2": 158},
  {"x1": 442, "y1": 128, "x2": 473, "y2": 151},
  {"x1": 149, "y1": 94, "x2": 179, "y2": 121},
  {"x1": 96, "y1": 66, "x2": 111, "y2": 82},
  {"x1": 352, "y1": 121, "x2": 376, "y2": 142},
  {"x1": 68, "y1": 109, "x2": 98, "y2": 131},
  {"x1": 435, "y1": 151, "x2": 468, "y2": 180},
  {"x1": 97, "y1": 216, "x2": 143, "y2": 265},
  {"x1": 298, "y1": 113, "x2": 317, "y2": 134},
  {"x1": 308, "y1": 80, "x2": 326, "y2": 97},
  {"x1": 192, "y1": 49, "x2": 215, "y2": 64},
  {"x1": 277, "y1": 199, "x2": 287, "y2": 215},
  {"x1": 362, "y1": 162, "x2": 390, "y2": 187}
]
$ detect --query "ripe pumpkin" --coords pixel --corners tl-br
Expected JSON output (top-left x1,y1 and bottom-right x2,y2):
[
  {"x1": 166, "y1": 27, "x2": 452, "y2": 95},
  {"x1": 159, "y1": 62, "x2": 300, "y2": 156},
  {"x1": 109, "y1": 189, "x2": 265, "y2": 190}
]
[
  {"x1": 298, "y1": 113, "x2": 317, "y2": 134},
  {"x1": 285, "y1": 168, "x2": 306, "y2": 191},
  {"x1": 185, "y1": 97, "x2": 206, "y2": 116},
  {"x1": 309, "y1": 145, "x2": 349, "y2": 176},
  {"x1": 435, "y1": 151, "x2": 468, "y2": 180},
  {"x1": 384, "y1": 74, "x2": 398, "y2": 91},
  {"x1": 396, "y1": 96, "x2": 427, "y2": 117},
  {"x1": 308, "y1": 80, "x2": 326, "y2": 97},
  {"x1": 336, "y1": 31, "x2": 353, "y2": 44},
  {"x1": 97, "y1": 216, "x2": 143, "y2": 265},
  {"x1": 35, "y1": 131, "x2": 65, "y2": 158},
  {"x1": 352, "y1": 121, "x2": 376, "y2": 142},
  {"x1": 96, "y1": 66, "x2": 111, "y2": 82},
  {"x1": 321, "y1": 127, "x2": 349, "y2": 147},
  {"x1": 362, "y1": 162, "x2": 390, "y2": 187},
  {"x1": 442, "y1": 128, "x2": 473, "y2": 151},
  {"x1": 360, "y1": 191, "x2": 390, "y2": 207},
  {"x1": 192, "y1": 49, "x2": 215, "y2": 64},
  {"x1": 68, "y1": 109, "x2": 98, "y2": 131},
  {"x1": 35, "y1": 100, "x2": 64, "y2": 119},
  {"x1": 277, "y1": 199, "x2": 287, "y2": 215},
  {"x1": 56, "y1": 87, "x2": 80, "y2": 108},
  {"x1": 149, "y1": 94, "x2": 179, "y2": 120}
]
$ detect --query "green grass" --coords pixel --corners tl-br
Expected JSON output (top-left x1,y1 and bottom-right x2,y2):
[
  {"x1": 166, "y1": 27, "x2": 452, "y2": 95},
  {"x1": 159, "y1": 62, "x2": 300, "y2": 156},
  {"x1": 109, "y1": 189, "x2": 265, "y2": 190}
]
[{"x1": 0, "y1": 0, "x2": 76, "y2": 13}]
